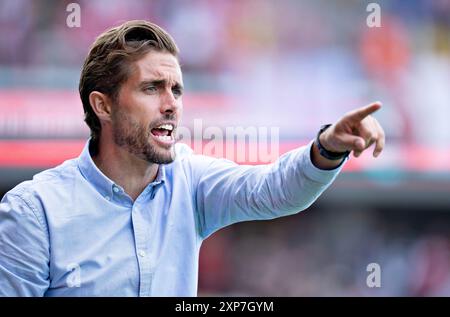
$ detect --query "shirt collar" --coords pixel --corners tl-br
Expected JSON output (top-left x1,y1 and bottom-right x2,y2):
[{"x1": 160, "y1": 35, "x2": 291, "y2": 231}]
[{"x1": 77, "y1": 139, "x2": 166, "y2": 200}]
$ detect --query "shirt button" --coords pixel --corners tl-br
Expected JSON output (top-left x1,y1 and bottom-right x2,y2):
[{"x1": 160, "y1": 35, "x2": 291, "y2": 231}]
[
  {"x1": 138, "y1": 250, "x2": 146, "y2": 257},
  {"x1": 105, "y1": 196, "x2": 111, "y2": 201},
  {"x1": 113, "y1": 186, "x2": 119, "y2": 193}
]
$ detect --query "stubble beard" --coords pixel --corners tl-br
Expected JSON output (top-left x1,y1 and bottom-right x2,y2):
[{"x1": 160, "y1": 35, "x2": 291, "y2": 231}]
[{"x1": 111, "y1": 108, "x2": 176, "y2": 164}]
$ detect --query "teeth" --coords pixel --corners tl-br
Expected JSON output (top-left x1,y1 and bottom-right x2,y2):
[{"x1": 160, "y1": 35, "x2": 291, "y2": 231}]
[
  {"x1": 156, "y1": 135, "x2": 172, "y2": 141},
  {"x1": 157, "y1": 124, "x2": 173, "y2": 131}
]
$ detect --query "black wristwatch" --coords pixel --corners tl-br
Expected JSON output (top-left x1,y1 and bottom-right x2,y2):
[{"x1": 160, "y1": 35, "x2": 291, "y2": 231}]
[{"x1": 315, "y1": 124, "x2": 350, "y2": 160}]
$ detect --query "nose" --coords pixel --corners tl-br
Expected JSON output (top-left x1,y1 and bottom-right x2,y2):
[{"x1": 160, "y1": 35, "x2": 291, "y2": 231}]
[{"x1": 160, "y1": 88, "x2": 179, "y2": 115}]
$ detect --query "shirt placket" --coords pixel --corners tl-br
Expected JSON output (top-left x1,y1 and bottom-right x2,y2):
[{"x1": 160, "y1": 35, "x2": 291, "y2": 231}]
[{"x1": 131, "y1": 185, "x2": 155, "y2": 297}]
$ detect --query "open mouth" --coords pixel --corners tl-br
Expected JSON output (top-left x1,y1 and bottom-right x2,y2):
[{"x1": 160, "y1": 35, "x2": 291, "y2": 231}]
[{"x1": 150, "y1": 123, "x2": 175, "y2": 146}]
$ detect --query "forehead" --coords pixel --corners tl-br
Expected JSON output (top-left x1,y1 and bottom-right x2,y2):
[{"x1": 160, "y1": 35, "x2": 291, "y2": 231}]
[{"x1": 131, "y1": 51, "x2": 182, "y2": 84}]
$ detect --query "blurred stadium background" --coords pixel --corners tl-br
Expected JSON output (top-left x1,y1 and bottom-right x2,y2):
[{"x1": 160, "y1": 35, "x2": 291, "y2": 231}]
[{"x1": 1, "y1": 0, "x2": 450, "y2": 296}]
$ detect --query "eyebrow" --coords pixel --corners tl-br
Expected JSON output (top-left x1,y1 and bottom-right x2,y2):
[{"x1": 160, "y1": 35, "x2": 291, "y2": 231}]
[{"x1": 139, "y1": 79, "x2": 184, "y2": 91}]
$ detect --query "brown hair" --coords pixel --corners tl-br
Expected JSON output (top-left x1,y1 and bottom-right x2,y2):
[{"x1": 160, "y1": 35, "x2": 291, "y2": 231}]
[{"x1": 79, "y1": 20, "x2": 179, "y2": 142}]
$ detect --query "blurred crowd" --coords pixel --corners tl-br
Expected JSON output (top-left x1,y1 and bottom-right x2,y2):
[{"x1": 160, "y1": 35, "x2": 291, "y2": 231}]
[
  {"x1": 199, "y1": 206, "x2": 450, "y2": 296},
  {"x1": 0, "y1": 0, "x2": 449, "y2": 141}
]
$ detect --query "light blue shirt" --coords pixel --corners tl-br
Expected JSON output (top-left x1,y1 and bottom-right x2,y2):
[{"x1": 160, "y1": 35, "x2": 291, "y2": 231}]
[{"x1": 0, "y1": 139, "x2": 344, "y2": 296}]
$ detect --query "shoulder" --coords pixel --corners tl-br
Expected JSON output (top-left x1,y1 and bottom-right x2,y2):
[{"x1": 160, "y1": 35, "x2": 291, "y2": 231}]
[
  {"x1": 174, "y1": 142, "x2": 194, "y2": 159},
  {"x1": 11, "y1": 158, "x2": 78, "y2": 192},
  {"x1": 4, "y1": 158, "x2": 79, "y2": 215},
  {"x1": 173, "y1": 143, "x2": 225, "y2": 169},
  {"x1": 171, "y1": 143, "x2": 242, "y2": 183}
]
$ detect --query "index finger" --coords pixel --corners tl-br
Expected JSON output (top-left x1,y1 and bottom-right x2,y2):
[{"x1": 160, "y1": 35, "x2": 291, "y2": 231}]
[{"x1": 346, "y1": 102, "x2": 382, "y2": 123}]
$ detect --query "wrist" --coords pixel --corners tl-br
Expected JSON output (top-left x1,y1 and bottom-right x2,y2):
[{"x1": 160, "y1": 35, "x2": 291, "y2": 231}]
[
  {"x1": 316, "y1": 124, "x2": 350, "y2": 161},
  {"x1": 311, "y1": 140, "x2": 345, "y2": 170}
]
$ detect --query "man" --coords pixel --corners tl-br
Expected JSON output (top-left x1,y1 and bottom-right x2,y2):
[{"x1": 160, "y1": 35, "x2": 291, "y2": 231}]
[{"x1": 0, "y1": 20, "x2": 384, "y2": 296}]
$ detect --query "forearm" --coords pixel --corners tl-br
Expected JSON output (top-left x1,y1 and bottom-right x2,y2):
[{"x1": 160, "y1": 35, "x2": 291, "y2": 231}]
[{"x1": 254, "y1": 141, "x2": 345, "y2": 213}]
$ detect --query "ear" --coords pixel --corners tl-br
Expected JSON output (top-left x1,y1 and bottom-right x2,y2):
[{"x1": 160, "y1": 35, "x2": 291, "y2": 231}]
[{"x1": 89, "y1": 91, "x2": 113, "y2": 123}]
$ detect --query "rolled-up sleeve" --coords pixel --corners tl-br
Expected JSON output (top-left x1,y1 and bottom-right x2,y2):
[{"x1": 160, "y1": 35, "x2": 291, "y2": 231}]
[
  {"x1": 193, "y1": 140, "x2": 346, "y2": 239},
  {"x1": 0, "y1": 192, "x2": 50, "y2": 296}
]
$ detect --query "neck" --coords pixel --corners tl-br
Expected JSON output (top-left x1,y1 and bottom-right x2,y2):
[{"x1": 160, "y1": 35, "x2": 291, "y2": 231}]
[{"x1": 91, "y1": 137, "x2": 159, "y2": 201}]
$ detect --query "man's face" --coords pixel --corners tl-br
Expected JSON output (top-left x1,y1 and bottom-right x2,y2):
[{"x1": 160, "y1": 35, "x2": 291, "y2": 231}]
[{"x1": 111, "y1": 51, "x2": 183, "y2": 164}]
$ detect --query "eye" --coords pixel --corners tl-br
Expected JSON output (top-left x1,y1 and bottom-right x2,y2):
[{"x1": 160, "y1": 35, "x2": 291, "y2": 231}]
[
  {"x1": 145, "y1": 86, "x2": 157, "y2": 93},
  {"x1": 172, "y1": 87, "x2": 183, "y2": 98}
]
